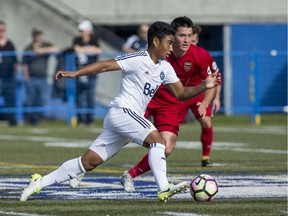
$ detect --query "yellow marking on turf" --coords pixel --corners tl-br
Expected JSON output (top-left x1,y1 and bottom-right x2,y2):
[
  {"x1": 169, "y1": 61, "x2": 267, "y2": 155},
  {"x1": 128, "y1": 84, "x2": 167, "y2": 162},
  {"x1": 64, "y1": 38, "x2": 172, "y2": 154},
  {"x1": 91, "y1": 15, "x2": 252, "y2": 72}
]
[
  {"x1": 0, "y1": 162, "x2": 123, "y2": 174},
  {"x1": 0, "y1": 162, "x2": 56, "y2": 169}
]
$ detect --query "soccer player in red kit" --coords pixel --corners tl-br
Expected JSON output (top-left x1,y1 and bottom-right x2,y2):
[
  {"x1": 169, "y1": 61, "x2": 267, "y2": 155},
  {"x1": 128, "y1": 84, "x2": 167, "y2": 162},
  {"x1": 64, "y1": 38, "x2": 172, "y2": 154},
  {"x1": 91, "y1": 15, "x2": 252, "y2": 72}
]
[
  {"x1": 179, "y1": 24, "x2": 223, "y2": 167},
  {"x1": 120, "y1": 16, "x2": 220, "y2": 192}
]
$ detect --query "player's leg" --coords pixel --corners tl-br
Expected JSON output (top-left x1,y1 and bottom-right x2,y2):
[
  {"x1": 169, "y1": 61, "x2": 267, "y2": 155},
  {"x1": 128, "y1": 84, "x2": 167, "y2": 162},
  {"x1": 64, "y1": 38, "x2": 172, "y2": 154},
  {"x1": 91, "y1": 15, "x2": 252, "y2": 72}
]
[
  {"x1": 111, "y1": 107, "x2": 188, "y2": 201},
  {"x1": 191, "y1": 101, "x2": 213, "y2": 167},
  {"x1": 20, "y1": 149, "x2": 103, "y2": 201},
  {"x1": 20, "y1": 108, "x2": 128, "y2": 201},
  {"x1": 125, "y1": 106, "x2": 180, "y2": 182},
  {"x1": 143, "y1": 130, "x2": 189, "y2": 202},
  {"x1": 197, "y1": 114, "x2": 213, "y2": 167}
]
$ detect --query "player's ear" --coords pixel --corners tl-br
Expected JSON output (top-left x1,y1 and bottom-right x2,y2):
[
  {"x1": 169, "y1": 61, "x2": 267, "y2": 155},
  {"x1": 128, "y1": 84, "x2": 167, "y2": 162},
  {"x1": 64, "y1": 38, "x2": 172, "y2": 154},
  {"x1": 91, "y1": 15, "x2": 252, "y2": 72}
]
[{"x1": 152, "y1": 37, "x2": 160, "y2": 47}]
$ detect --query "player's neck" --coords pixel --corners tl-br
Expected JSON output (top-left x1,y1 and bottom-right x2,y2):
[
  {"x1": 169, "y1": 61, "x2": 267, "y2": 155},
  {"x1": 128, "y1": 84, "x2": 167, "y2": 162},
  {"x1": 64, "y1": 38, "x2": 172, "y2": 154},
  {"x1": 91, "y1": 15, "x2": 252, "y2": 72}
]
[
  {"x1": 147, "y1": 48, "x2": 159, "y2": 64},
  {"x1": 173, "y1": 49, "x2": 186, "y2": 58}
]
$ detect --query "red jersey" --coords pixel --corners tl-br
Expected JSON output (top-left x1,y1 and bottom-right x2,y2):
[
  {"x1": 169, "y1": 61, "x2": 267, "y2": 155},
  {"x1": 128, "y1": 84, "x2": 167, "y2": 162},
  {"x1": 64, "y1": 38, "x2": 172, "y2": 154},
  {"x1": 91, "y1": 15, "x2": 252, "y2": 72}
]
[
  {"x1": 192, "y1": 48, "x2": 222, "y2": 86},
  {"x1": 149, "y1": 44, "x2": 211, "y2": 106}
]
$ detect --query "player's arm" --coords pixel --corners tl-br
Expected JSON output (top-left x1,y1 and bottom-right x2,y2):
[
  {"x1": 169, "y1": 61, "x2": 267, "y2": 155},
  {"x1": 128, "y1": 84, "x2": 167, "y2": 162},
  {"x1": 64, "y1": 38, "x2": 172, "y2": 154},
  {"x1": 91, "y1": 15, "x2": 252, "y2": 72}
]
[
  {"x1": 166, "y1": 74, "x2": 218, "y2": 101},
  {"x1": 55, "y1": 59, "x2": 121, "y2": 80},
  {"x1": 202, "y1": 87, "x2": 216, "y2": 109},
  {"x1": 212, "y1": 85, "x2": 222, "y2": 113}
]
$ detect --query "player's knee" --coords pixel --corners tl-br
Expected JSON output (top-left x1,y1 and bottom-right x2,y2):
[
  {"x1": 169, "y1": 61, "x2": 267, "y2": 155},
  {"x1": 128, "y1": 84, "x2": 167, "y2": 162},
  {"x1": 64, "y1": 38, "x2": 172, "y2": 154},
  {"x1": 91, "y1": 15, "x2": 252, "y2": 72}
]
[
  {"x1": 156, "y1": 137, "x2": 166, "y2": 146},
  {"x1": 165, "y1": 143, "x2": 176, "y2": 156},
  {"x1": 81, "y1": 150, "x2": 104, "y2": 171},
  {"x1": 200, "y1": 117, "x2": 212, "y2": 128}
]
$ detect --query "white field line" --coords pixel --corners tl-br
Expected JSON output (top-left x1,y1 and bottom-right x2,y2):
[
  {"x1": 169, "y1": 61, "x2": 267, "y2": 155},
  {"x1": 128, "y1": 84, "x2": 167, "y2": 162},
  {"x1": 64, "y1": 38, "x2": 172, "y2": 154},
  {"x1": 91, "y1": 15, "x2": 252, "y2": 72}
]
[
  {"x1": 0, "y1": 133, "x2": 285, "y2": 154},
  {"x1": 213, "y1": 126, "x2": 286, "y2": 135},
  {"x1": 160, "y1": 212, "x2": 207, "y2": 216},
  {"x1": 0, "y1": 211, "x2": 49, "y2": 216}
]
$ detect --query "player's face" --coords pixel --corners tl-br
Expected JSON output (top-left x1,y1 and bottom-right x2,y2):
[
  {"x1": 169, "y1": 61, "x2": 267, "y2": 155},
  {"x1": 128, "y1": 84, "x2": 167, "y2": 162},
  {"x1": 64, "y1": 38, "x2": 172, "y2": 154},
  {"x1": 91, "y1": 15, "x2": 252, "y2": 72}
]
[
  {"x1": 173, "y1": 27, "x2": 193, "y2": 54},
  {"x1": 155, "y1": 35, "x2": 174, "y2": 60},
  {"x1": 191, "y1": 33, "x2": 199, "y2": 45}
]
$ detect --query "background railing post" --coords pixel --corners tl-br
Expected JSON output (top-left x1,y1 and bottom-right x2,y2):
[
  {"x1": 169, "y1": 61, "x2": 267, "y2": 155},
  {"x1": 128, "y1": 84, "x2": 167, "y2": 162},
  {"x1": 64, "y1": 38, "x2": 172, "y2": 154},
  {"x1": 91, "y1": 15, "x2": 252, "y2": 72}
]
[
  {"x1": 64, "y1": 53, "x2": 77, "y2": 127},
  {"x1": 249, "y1": 51, "x2": 261, "y2": 125}
]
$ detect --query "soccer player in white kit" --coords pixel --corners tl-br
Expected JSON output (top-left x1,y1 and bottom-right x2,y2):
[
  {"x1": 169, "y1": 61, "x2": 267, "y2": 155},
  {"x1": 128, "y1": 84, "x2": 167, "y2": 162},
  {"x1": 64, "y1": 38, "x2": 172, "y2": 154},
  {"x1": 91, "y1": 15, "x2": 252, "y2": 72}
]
[{"x1": 20, "y1": 21, "x2": 218, "y2": 202}]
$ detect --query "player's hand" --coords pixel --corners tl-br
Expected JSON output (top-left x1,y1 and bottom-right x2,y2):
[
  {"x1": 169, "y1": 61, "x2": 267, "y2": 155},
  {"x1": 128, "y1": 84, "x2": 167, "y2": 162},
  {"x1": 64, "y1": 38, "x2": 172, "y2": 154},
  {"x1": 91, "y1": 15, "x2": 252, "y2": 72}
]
[
  {"x1": 204, "y1": 74, "x2": 219, "y2": 89},
  {"x1": 55, "y1": 71, "x2": 76, "y2": 80},
  {"x1": 197, "y1": 102, "x2": 207, "y2": 119},
  {"x1": 212, "y1": 98, "x2": 220, "y2": 113}
]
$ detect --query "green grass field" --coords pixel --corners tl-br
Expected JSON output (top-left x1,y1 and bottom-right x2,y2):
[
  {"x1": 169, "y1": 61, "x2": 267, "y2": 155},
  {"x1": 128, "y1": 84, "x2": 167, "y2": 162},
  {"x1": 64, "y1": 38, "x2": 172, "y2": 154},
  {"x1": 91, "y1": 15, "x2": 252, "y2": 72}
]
[{"x1": 0, "y1": 114, "x2": 287, "y2": 216}]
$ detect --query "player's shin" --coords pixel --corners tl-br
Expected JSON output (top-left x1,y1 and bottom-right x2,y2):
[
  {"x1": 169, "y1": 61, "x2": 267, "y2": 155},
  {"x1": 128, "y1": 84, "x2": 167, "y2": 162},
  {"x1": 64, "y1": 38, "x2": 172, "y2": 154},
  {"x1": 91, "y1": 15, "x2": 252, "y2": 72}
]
[
  {"x1": 128, "y1": 153, "x2": 150, "y2": 178},
  {"x1": 148, "y1": 143, "x2": 169, "y2": 191},
  {"x1": 40, "y1": 157, "x2": 86, "y2": 188}
]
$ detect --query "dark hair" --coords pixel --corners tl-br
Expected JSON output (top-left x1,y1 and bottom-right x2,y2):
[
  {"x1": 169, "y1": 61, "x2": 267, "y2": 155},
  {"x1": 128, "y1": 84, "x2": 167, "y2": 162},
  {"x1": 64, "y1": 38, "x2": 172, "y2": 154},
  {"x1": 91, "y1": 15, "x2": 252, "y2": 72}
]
[
  {"x1": 147, "y1": 21, "x2": 175, "y2": 46},
  {"x1": 193, "y1": 24, "x2": 202, "y2": 35},
  {"x1": 0, "y1": 21, "x2": 6, "y2": 26},
  {"x1": 171, "y1": 16, "x2": 193, "y2": 31}
]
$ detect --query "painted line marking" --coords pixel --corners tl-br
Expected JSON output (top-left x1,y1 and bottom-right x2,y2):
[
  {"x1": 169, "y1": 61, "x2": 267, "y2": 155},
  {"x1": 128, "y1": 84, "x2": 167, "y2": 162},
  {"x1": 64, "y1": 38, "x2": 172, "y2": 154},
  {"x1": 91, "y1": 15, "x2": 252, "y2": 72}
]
[
  {"x1": 1, "y1": 175, "x2": 287, "y2": 201},
  {"x1": 0, "y1": 211, "x2": 49, "y2": 216},
  {"x1": 160, "y1": 212, "x2": 207, "y2": 216}
]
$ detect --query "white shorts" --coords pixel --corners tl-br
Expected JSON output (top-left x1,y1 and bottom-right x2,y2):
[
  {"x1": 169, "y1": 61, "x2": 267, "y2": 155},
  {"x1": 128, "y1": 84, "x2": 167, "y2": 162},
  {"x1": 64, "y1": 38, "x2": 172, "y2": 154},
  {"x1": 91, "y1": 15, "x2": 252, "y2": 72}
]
[{"x1": 89, "y1": 107, "x2": 157, "y2": 161}]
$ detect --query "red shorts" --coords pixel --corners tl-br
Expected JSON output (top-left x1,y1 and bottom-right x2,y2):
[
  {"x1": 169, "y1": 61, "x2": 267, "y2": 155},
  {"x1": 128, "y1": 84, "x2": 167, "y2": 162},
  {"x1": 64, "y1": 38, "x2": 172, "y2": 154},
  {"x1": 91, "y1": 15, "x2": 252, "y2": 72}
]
[
  {"x1": 179, "y1": 92, "x2": 212, "y2": 123},
  {"x1": 145, "y1": 103, "x2": 181, "y2": 136}
]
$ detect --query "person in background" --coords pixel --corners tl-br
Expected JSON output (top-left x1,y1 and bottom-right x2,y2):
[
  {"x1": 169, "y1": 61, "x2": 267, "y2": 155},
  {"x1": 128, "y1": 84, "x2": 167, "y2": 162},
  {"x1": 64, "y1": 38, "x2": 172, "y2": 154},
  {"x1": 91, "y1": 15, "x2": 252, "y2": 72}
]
[
  {"x1": 23, "y1": 28, "x2": 59, "y2": 125},
  {"x1": 122, "y1": 24, "x2": 149, "y2": 52},
  {"x1": 178, "y1": 24, "x2": 223, "y2": 167},
  {"x1": 190, "y1": 24, "x2": 222, "y2": 114},
  {"x1": 0, "y1": 21, "x2": 17, "y2": 126},
  {"x1": 73, "y1": 20, "x2": 102, "y2": 126}
]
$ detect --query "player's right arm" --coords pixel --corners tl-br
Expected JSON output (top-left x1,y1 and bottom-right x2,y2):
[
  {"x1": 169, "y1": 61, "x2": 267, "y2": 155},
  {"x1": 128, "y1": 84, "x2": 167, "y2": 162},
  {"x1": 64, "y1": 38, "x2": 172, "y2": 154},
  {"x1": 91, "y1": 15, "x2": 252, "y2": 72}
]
[{"x1": 55, "y1": 59, "x2": 121, "y2": 80}]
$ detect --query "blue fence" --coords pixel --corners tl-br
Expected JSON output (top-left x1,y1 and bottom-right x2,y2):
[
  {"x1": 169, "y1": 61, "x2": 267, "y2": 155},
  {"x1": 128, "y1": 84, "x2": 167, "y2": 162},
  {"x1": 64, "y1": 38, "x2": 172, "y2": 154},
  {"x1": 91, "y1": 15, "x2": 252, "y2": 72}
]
[{"x1": 0, "y1": 50, "x2": 286, "y2": 126}]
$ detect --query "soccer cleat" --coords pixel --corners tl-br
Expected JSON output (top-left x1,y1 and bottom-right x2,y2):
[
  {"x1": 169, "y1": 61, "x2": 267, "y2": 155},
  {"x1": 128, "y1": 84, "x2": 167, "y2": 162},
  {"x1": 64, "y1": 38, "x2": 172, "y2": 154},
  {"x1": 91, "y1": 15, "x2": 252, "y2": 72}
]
[
  {"x1": 20, "y1": 173, "x2": 42, "y2": 201},
  {"x1": 157, "y1": 181, "x2": 190, "y2": 202},
  {"x1": 202, "y1": 158, "x2": 213, "y2": 167},
  {"x1": 69, "y1": 173, "x2": 85, "y2": 188},
  {"x1": 120, "y1": 170, "x2": 135, "y2": 192}
]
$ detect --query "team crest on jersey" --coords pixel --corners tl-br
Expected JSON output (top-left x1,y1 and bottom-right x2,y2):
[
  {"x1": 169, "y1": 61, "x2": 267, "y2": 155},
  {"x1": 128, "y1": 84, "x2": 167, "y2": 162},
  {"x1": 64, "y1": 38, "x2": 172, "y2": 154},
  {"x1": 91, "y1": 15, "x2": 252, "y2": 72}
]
[
  {"x1": 160, "y1": 71, "x2": 165, "y2": 80},
  {"x1": 184, "y1": 62, "x2": 192, "y2": 71}
]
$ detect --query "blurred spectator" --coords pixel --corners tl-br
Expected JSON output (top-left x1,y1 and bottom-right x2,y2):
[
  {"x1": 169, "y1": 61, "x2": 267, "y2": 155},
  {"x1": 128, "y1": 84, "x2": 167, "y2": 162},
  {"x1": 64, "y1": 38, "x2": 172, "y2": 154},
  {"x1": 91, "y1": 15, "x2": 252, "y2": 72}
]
[
  {"x1": 0, "y1": 21, "x2": 17, "y2": 126},
  {"x1": 73, "y1": 20, "x2": 102, "y2": 126},
  {"x1": 52, "y1": 47, "x2": 74, "y2": 102},
  {"x1": 122, "y1": 24, "x2": 149, "y2": 52},
  {"x1": 23, "y1": 28, "x2": 59, "y2": 125}
]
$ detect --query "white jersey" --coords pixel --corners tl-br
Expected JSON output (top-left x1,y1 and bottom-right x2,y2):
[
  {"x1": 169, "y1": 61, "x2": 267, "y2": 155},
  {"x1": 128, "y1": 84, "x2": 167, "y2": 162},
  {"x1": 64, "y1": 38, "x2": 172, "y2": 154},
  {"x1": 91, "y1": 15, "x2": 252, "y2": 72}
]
[{"x1": 109, "y1": 51, "x2": 179, "y2": 115}]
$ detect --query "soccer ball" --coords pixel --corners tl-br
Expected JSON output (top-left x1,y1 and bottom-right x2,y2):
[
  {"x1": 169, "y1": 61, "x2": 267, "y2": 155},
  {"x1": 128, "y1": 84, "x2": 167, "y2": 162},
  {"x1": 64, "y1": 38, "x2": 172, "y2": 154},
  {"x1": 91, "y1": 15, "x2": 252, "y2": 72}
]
[{"x1": 190, "y1": 174, "x2": 218, "y2": 202}]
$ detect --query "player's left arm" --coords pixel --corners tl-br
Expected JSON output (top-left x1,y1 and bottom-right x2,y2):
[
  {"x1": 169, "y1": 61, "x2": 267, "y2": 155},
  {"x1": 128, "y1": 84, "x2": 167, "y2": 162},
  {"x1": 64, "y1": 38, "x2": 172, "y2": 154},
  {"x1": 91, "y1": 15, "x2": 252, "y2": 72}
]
[
  {"x1": 212, "y1": 84, "x2": 222, "y2": 113},
  {"x1": 198, "y1": 50, "x2": 220, "y2": 117},
  {"x1": 197, "y1": 87, "x2": 216, "y2": 118}
]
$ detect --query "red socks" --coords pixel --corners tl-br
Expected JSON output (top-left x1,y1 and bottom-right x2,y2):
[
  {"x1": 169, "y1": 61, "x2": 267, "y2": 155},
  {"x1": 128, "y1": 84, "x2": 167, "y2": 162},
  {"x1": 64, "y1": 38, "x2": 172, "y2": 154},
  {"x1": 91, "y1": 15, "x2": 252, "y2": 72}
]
[
  {"x1": 201, "y1": 127, "x2": 213, "y2": 157},
  {"x1": 128, "y1": 153, "x2": 151, "y2": 178}
]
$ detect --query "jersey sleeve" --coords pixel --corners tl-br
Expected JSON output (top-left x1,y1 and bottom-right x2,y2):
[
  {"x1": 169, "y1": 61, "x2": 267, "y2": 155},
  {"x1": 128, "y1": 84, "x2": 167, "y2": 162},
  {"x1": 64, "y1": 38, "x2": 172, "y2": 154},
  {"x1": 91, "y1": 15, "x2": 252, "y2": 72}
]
[
  {"x1": 114, "y1": 52, "x2": 141, "y2": 73},
  {"x1": 196, "y1": 48, "x2": 213, "y2": 80},
  {"x1": 204, "y1": 51, "x2": 223, "y2": 86},
  {"x1": 162, "y1": 62, "x2": 180, "y2": 85}
]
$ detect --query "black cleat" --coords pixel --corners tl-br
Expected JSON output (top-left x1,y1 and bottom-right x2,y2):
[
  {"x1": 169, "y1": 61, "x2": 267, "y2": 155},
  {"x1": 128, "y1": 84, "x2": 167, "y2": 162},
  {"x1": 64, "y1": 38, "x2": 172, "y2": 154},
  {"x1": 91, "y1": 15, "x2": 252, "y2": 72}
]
[{"x1": 202, "y1": 158, "x2": 213, "y2": 167}]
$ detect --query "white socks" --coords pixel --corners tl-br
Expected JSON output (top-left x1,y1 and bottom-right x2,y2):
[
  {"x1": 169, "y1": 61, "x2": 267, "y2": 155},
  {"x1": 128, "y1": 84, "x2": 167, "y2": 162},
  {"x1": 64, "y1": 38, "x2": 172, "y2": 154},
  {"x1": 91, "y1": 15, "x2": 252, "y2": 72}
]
[
  {"x1": 148, "y1": 143, "x2": 169, "y2": 191},
  {"x1": 39, "y1": 157, "x2": 86, "y2": 189}
]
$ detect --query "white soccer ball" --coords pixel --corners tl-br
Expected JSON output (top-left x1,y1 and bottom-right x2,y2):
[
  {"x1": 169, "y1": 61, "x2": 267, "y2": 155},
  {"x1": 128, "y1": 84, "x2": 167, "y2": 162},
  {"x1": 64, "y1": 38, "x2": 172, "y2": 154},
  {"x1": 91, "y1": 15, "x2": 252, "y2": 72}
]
[{"x1": 190, "y1": 174, "x2": 218, "y2": 202}]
